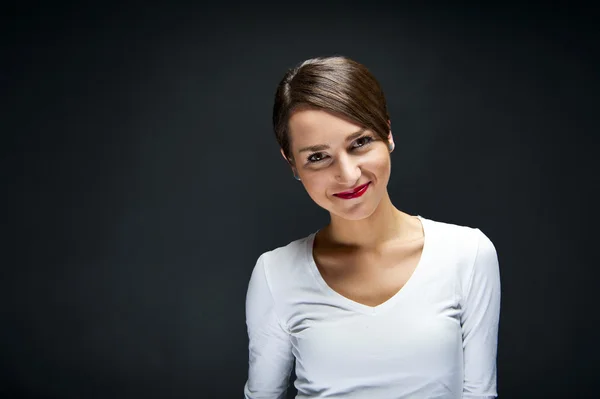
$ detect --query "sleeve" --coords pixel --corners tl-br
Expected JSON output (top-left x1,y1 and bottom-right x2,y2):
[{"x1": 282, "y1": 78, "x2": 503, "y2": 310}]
[
  {"x1": 243, "y1": 254, "x2": 294, "y2": 399},
  {"x1": 460, "y1": 229, "x2": 501, "y2": 398}
]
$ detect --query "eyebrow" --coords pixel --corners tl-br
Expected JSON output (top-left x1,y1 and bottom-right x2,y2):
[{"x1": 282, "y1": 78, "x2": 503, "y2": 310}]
[{"x1": 297, "y1": 128, "x2": 368, "y2": 153}]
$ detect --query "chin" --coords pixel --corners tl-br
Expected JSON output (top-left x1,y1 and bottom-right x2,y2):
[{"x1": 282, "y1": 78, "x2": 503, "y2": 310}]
[{"x1": 328, "y1": 199, "x2": 379, "y2": 221}]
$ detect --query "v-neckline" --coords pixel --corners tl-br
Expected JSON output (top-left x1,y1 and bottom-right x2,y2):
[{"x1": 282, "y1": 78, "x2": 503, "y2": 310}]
[{"x1": 305, "y1": 215, "x2": 430, "y2": 316}]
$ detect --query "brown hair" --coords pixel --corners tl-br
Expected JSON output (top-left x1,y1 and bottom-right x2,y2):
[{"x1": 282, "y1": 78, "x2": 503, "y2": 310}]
[{"x1": 273, "y1": 55, "x2": 390, "y2": 162}]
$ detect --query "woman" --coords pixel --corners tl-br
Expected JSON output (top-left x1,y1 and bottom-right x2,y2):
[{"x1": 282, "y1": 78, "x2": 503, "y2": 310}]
[{"x1": 244, "y1": 56, "x2": 501, "y2": 399}]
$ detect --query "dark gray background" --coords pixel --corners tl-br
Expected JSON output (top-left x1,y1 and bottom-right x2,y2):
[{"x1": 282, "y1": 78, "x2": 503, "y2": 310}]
[{"x1": 2, "y1": 2, "x2": 597, "y2": 398}]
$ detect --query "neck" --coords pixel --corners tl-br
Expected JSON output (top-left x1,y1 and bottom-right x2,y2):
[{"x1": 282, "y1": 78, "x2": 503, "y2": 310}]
[{"x1": 323, "y1": 192, "x2": 413, "y2": 250}]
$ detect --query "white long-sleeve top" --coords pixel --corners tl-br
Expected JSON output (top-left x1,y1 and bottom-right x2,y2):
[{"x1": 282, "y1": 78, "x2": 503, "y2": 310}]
[{"x1": 244, "y1": 215, "x2": 501, "y2": 398}]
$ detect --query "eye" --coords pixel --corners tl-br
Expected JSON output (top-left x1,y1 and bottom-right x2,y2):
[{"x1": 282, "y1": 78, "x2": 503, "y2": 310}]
[
  {"x1": 307, "y1": 152, "x2": 328, "y2": 163},
  {"x1": 352, "y1": 135, "x2": 375, "y2": 148}
]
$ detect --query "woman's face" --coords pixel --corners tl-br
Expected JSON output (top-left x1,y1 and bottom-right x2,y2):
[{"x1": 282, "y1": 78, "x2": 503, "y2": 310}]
[{"x1": 285, "y1": 108, "x2": 394, "y2": 221}]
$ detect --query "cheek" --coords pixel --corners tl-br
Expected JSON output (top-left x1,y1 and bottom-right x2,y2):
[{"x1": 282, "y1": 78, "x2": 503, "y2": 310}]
[
  {"x1": 298, "y1": 174, "x2": 336, "y2": 209},
  {"x1": 302, "y1": 175, "x2": 330, "y2": 199},
  {"x1": 364, "y1": 155, "x2": 392, "y2": 179}
]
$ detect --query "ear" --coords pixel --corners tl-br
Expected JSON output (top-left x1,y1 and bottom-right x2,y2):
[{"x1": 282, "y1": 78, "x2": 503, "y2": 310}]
[
  {"x1": 387, "y1": 120, "x2": 395, "y2": 148},
  {"x1": 281, "y1": 147, "x2": 300, "y2": 179},
  {"x1": 280, "y1": 148, "x2": 296, "y2": 168}
]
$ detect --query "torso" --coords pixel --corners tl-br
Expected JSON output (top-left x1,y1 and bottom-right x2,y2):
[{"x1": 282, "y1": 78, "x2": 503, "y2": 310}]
[{"x1": 312, "y1": 215, "x2": 425, "y2": 307}]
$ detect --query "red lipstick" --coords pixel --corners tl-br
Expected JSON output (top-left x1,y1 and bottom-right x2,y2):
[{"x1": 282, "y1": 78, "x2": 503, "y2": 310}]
[{"x1": 333, "y1": 182, "x2": 371, "y2": 199}]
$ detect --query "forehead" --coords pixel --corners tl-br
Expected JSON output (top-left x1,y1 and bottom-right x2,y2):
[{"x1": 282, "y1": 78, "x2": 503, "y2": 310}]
[{"x1": 288, "y1": 108, "x2": 362, "y2": 146}]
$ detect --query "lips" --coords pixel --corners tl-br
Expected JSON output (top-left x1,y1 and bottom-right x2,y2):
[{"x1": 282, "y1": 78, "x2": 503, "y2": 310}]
[{"x1": 333, "y1": 182, "x2": 371, "y2": 199}]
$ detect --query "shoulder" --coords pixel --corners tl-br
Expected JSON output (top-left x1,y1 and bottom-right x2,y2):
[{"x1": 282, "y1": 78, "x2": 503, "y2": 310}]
[
  {"x1": 428, "y1": 217, "x2": 497, "y2": 262},
  {"x1": 423, "y1": 215, "x2": 498, "y2": 272},
  {"x1": 259, "y1": 233, "x2": 312, "y2": 265},
  {"x1": 423, "y1": 216, "x2": 499, "y2": 297},
  {"x1": 423, "y1": 216, "x2": 484, "y2": 257},
  {"x1": 256, "y1": 233, "x2": 313, "y2": 273},
  {"x1": 249, "y1": 232, "x2": 315, "y2": 293}
]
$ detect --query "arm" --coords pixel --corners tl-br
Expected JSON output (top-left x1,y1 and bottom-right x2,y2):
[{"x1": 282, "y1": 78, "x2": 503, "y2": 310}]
[
  {"x1": 461, "y1": 229, "x2": 501, "y2": 398},
  {"x1": 244, "y1": 255, "x2": 294, "y2": 399}
]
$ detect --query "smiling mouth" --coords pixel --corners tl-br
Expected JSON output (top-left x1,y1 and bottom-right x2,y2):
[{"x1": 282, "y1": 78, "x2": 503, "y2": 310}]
[{"x1": 333, "y1": 182, "x2": 371, "y2": 199}]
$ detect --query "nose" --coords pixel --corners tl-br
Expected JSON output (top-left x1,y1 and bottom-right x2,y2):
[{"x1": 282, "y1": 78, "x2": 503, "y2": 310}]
[{"x1": 334, "y1": 153, "x2": 361, "y2": 184}]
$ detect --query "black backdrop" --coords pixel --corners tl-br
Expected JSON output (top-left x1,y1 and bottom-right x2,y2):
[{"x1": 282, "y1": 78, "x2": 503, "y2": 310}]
[{"x1": 2, "y1": 2, "x2": 598, "y2": 398}]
